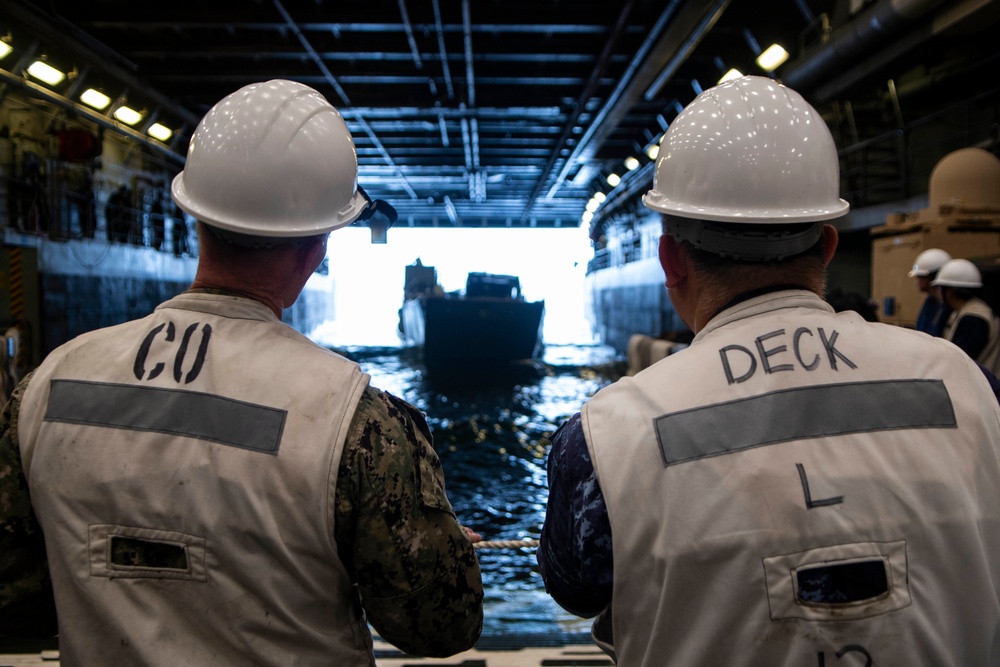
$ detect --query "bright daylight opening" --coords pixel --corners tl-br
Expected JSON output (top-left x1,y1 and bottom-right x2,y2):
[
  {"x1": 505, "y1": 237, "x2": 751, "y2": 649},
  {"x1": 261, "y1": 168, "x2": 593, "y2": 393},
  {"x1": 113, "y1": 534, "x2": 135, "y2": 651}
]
[{"x1": 312, "y1": 226, "x2": 597, "y2": 348}]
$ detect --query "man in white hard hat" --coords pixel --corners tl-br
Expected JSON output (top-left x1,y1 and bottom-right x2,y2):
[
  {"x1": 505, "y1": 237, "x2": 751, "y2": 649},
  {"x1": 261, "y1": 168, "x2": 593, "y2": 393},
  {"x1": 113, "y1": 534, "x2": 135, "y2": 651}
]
[
  {"x1": 0, "y1": 80, "x2": 483, "y2": 663},
  {"x1": 933, "y1": 257, "x2": 1000, "y2": 372},
  {"x1": 538, "y1": 76, "x2": 1000, "y2": 666},
  {"x1": 909, "y1": 247, "x2": 952, "y2": 336}
]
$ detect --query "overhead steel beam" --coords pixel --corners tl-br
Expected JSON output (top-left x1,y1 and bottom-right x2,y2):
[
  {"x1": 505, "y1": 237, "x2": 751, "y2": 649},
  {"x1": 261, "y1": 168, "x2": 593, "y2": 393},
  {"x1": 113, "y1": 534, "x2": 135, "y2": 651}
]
[
  {"x1": 546, "y1": 0, "x2": 728, "y2": 197},
  {"x1": 86, "y1": 21, "x2": 609, "y2": 36},
  {"x1": 271, "y1": 0, "x2": 418, "y2": 199},
  {"x1": 518, "y1": 0, "x2": 638, "y2": 222}
]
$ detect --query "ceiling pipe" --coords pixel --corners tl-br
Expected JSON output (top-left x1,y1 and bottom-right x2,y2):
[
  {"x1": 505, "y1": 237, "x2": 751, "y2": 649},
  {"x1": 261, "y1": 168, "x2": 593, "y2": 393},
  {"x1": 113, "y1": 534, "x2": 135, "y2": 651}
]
[
  {"x1": 396, "y1": 0, "x2": 424, "y2": 69},
  {"x1": 781, "y1": 0, "x2": 950, "y2": 93},
  {"x1": 460, "y1": 0, "x2": 481, "y2": 201},
  {"x1": 431, "y1": 0, "x2": 455, "y2": 99},
  {"x1": 462, "y1": 0, "x2": 476, "y2": 107}
]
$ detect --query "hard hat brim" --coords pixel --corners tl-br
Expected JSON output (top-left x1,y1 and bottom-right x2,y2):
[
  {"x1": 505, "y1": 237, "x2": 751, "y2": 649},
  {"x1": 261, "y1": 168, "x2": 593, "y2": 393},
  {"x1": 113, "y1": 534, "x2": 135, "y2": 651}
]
[
  {"x1": 172, "y1": 172, "x2": 369, "y2": 237},
  {"x1": 931, "y1": 279, "x2": 982, "y2": 288},
  {"x1": 642, "y1": 191, "x2": 850, "y2": 223}
]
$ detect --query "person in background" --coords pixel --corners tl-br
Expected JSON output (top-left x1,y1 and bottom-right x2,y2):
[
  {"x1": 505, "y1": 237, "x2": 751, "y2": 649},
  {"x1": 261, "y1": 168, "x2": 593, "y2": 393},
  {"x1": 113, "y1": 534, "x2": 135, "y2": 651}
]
[
  {"x1": 149, "y1": 192, "x2": 166, "y2": 251},
  {"x1": 933, "y1": 257, "x2": 1000, "y2": 372},
  {"x1": 103, "y1": 183, "x2": 133, "y2": 244},
  {"x1": 909, "y1": 247, "x2": 952, "y2": 336},
  {"x1": 0, "y1": 79, "x2": 483, "y2": 664},
  {"x1": 171, "y1": 200, "x2": 190, "y2": 257},
  {"x1": 538, "y1": 76, "x2": 1000, "y2": 666}
]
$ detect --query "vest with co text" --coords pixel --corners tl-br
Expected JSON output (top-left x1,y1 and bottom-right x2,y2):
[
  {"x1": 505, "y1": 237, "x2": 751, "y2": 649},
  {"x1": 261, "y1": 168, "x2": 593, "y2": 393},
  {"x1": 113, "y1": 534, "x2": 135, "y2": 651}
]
[{"x1": 18, "y1": 292, "x2": 374, "y2": 666}]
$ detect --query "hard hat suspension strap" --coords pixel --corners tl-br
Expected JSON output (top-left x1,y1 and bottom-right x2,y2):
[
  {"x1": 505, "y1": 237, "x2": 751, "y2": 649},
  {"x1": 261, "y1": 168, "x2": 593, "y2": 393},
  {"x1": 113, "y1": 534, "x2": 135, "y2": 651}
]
[{"x1": 667, "y1": 218, "x2": 823, "y2": 261}]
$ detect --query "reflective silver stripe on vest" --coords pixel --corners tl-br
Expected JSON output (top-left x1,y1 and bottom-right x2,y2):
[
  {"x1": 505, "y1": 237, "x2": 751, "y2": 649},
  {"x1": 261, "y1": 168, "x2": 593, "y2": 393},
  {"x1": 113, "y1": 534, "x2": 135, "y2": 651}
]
[
  {"x1": 655, "y1": 379, "x2": 955, "y2": 467},
  {"x1": 44, "y1": 379, "x2": 286, "y2": 454}
]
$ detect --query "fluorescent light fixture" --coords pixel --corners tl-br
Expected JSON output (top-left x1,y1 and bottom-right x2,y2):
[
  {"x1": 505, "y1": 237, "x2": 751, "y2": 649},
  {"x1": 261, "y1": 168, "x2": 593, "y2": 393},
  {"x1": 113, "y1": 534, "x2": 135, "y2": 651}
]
[
  {"x1": 624, "y1": 156, "x2": 640, "y2": 171},
  {"x1": 606, "y1": 173, "x2": 621, "y2": 187},
  {"x1": 718, "y1": 68, "x2": 743, "y2": 84},
  {"x1": 113, "y1": 105, "x2": 143, "y2": 125},
  {"x1": 593, "y1": 192, "x2": 606, "y2": 203},
  {"x1": 147, "y1": 123, "x2": 172, "y2": 141},
  {"x1": 646, "y1": 144, "x2": 659, "y2": 160},
  {"x1": 757, "y1": 44, "x2": 789, "y2": 72},
  {"x1": 0, "y1": 41, "x2": 12, "y2": 60},
  {"x1": 80, "y1": 88, "x2": 111, "y2": 110},
  {"x1": 582, "y1": 210, "x2": 594, "y2": 224},
  {"x1": 27, "y1": 60, "x2": 65, "y2": 86}
]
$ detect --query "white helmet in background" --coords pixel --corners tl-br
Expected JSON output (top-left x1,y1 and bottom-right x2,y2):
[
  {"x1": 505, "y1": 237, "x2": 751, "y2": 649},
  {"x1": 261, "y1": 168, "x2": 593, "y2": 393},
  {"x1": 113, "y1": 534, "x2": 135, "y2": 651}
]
[
  {"x1": 932, "y1": 258, "x2": 983, "y2": 289},
  {"x1": 172, "y1": 79, "x2": 370, "y2": 237},
  {"x1": 908, "y1": 248, "x2": 952, "y2": 278},
  {"x1": 642, "y1": 76, "x2": 848, "y2": 260}
]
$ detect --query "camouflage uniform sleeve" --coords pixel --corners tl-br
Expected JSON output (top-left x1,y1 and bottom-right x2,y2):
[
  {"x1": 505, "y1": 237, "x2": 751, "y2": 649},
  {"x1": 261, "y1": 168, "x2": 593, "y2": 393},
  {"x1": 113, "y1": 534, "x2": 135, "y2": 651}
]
[
  {"x1": 537, "y1": 412, "x2": 614, "y2": 618},
  {"x1": 334, "y1": 385, "x2": 484, "y2": 657},
  {"x1": 0, "y1": 371, "x2": 58, "y2": 638}
]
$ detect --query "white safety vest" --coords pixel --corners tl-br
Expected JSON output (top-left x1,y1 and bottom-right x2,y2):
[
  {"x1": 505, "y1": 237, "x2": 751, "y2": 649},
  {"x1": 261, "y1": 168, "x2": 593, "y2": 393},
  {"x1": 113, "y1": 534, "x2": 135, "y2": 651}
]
[
  {"x1": 583, "y1": 290, "x2": 1000, "y2": 667},
  {"x1": 943, "y1": 296, "x2": 1000, "y2": 374},
  {"x1": 18, "y1": 292, "x2": 374, "y2": 666}
]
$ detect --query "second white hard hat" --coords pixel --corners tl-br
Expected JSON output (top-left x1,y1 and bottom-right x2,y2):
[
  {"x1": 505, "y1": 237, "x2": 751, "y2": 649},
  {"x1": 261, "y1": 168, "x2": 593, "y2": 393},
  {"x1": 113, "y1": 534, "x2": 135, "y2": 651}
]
[
  {"x1": 172, "y1": 79, "x2": 369, "y2": 237},
  {"x1": 908, "y1": 248, "x2": 952, "y2": 277},
  {"x1": 642, "y1": 76, "x2": 849, "y2": 223},
  {"x1": 932, "y1": 258, "x2": 983, "y2": 288}
]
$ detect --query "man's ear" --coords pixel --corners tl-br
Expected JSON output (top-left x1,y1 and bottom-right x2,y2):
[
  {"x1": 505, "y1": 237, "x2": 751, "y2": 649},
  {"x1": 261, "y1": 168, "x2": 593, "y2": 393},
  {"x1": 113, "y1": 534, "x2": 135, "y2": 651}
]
[
  {"x1": 658, "y1": 234, "x2": 688, "y2": 288},
  {"x1": 821, "y1": 224, "x2": 839, "y2": 267},
  {"x1": 294, "y1": 236, "x2": 328, "y2": 278}
]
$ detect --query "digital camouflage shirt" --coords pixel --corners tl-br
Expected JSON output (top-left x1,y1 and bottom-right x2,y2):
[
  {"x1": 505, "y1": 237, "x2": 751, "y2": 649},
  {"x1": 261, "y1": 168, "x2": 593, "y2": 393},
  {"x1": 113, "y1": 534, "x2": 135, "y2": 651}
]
[{"x1": 0, "y1": 372, "x2": 483, "y2": 656}]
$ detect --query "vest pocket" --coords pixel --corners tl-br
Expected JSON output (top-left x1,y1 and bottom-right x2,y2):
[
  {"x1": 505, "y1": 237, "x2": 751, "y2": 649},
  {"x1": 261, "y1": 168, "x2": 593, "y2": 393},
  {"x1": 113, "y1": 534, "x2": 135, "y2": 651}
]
[
  {"x1": 89, "y1": 524, "x2": 208, "y2": 581},
  {"x1": 763, "y1": 540, "x2": 910, "y2": 621}
]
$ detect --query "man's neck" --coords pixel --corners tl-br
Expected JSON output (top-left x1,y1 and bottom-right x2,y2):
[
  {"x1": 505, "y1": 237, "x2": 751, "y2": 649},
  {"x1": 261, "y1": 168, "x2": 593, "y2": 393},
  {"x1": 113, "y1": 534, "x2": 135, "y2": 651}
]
[{"x1": 189, "y1": 278, "x2": 284, "y2": 318}]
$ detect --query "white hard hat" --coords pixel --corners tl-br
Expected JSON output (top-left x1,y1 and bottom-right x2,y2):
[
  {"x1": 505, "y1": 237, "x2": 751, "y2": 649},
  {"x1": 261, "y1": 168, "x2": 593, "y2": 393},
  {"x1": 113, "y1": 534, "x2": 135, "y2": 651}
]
[
  {"x1": 932, "y1": 258, "x2": 982, "y2": 288},
  {"x1": 171, "y1": 79, "x2": 369, "y2": 237},
  {"x1": 908, "y1": 248, "x2": 952, "y2": 278},
  {"x1": 642, "y1": 76, "x2": 849, "y2": 223}
]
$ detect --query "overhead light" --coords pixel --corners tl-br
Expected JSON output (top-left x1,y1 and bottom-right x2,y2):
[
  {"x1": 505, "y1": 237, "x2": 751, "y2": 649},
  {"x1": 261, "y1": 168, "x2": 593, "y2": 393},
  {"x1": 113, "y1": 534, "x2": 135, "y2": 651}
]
[
  {"x1": 80, "y1": 88, "x2": 111, "y2": 110},
  {"x1": 606, "y1": 173, "x2": 621, "y2": 187},
  {"x1": 586, "y1": 199, "x2": 600, "y2": 213},
  {"x1": 593, "y1": 192, "x2": 606, "y2": 203},
  {"x1": 646, "y1": 144, "x2": 659, "y2": 160},
  {"x1": 147, "y1": 123, "x2": 172, "y2": 141},
  {"x1": 582, "y1": 210, "x2": 594, "y2": 224},
  {"x1": 757, "y1": 44, "x2": 789, "y2": 72},
  {"x1": 0, "y1": 40, "x2": 12, "y2": 60},
  {"x1": 624, "y1": 156, "x2": 640, "y2": 171},
  {"x1": 718, "y1": 68, "x2": 743, "y2": 84},
  {"x1": 113, "y1": 105, "x2": 143, "y2": 125},
  {"x1": 27, "y1": 60, "x2": 65, "y2": 86}
]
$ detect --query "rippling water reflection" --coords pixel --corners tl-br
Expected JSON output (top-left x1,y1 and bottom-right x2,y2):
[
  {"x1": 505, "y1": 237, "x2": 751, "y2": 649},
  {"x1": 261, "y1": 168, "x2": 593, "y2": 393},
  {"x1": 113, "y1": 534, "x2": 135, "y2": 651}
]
[{"x1": 335, "y1": 344, "x2": 624, "y2": 638}]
